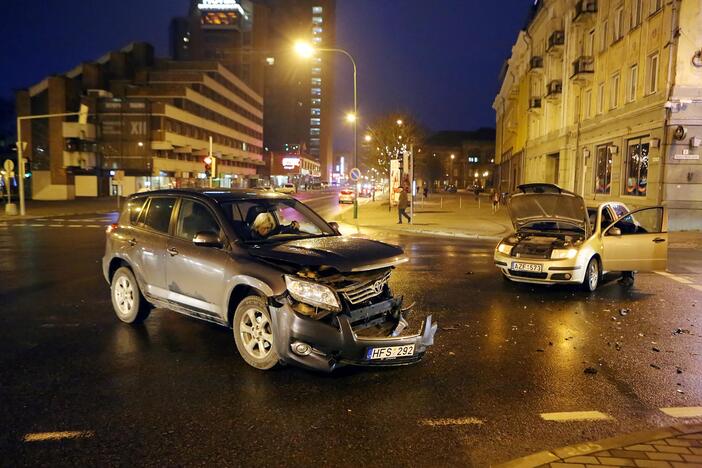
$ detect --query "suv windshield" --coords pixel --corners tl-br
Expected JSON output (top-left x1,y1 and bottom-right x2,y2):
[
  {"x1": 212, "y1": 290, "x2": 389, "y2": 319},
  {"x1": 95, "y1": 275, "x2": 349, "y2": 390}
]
[{"x1": 220, "y1": 198, "x2": 336, "y2": 243}]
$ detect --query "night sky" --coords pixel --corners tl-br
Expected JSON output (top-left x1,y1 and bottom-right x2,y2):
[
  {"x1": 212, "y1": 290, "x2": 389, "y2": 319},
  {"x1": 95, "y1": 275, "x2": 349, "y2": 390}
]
[{"x1": 0, "y1": 0, "x2": 530, "y2": 149}]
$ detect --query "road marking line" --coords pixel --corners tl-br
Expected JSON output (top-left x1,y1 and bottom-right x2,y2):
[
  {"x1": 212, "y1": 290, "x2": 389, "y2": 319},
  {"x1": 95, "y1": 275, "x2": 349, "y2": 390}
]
[
  {"x1": 48, "y1": 224, "x2": 63, "y2": 227},
  {"x1": 660, "y1": 407, "x2": 702, "y2": 418},
  {"x1": 418, "y1": 417, "x2": 485, "y2": 427},
  {"x1": 23, "y1": 431, "x2": 94, "y2": 442},
  {"x1": 540, "y1": 411, "x2": 613, "y2": 422},
  {"x1": 86, "y1": 224, "x2": 102, "y2": 228},
  {"x1": 67, "y1": 224, "x2": 82, "y2": 228},
  {"x1": 655, "y1": 271, "x2": 693, "y2": 284},
  {"x1": 30, "y1": 224, "x2": 44, "y2": 227}
]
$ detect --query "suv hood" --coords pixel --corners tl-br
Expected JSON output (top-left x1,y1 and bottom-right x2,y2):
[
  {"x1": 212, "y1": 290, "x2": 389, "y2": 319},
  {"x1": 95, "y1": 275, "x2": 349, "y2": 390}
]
[
  {"x1": 247, "y1": 236, "x2": 407, "y2": 272},
  {"x1": 508, "y1": 190, "x2": 588, "y2": 230}
]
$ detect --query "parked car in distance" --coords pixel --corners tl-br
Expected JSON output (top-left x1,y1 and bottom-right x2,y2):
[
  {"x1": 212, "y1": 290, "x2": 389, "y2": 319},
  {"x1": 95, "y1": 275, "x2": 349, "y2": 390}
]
[
  {"x1": 494, "y1": 183, "x2": 668, "y2": 291},
  {"x1": 339, "y1": 189, "x2": 356, "y2": 204},
  {"x1": 276, "y1": 183, "x2": 296, "y2": 194},
  {"x1": 103, "y1": 189, "x2": 436, "y2": 372},
  {"x1": 444, "y1": 185, "x2": 457, "y2": 193}
]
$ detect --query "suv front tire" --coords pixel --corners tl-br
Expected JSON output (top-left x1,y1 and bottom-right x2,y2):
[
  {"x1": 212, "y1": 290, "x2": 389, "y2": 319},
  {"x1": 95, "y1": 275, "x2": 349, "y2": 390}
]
[
  {"x1": 232, "y1": 296, "x2": 279, "y2": 370},
  {"x1": 110, "y1": 266, "x2": 152, "y2": 324}
]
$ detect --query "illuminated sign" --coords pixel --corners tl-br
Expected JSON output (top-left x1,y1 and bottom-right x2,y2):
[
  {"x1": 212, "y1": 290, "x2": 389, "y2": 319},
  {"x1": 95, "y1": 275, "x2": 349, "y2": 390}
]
[
  {"x1": 282, "y1": 157, "x2": 301, "y2": 170},
  {"x1": 197, "y1": 0, "x2": 245, "y2": 14}
]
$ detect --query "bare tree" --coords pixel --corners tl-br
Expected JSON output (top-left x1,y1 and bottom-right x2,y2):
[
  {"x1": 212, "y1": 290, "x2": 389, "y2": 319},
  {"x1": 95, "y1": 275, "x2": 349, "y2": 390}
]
[{"x1": 361, "y1": 113, "x2": 425, "y2": 176}]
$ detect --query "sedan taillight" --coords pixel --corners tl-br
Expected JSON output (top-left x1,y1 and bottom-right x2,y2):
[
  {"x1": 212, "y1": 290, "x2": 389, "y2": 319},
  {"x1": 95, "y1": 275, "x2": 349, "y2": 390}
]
[{"x1": 106, "y1": 223, "x2": 119, "y2": 234}]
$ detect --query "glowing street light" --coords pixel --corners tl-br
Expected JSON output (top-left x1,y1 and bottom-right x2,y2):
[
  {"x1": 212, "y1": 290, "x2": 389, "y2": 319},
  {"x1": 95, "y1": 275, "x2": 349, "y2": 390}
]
[
  {"x1": 396, "y1": 119, "x2": 403, "y2": 126},
  {"x1": 364, "y1": 134, "x2": 372, "y2": 142},
  {"x1": 450, "y1": 154, "x2": 455, "y2": 160},
  {"x1": 345, "y1": 112, "x2": 356, "y2": 123},
  {"x1": 293, "y1": 40, "x2": 315, "y2": 59}
]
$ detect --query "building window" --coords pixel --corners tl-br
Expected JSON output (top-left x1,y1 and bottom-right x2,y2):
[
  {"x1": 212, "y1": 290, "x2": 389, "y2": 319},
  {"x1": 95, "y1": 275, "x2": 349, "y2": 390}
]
[
  {"x1": 586, "y1": 29, "x2": 595, "y2": 55},
  {"x1": 632, "y1": 0, "x2": 643, "y2": 27},
  {"x1": 310, "y1": 118, "x2": 320, "y2": 126},
  {"x1": 597, "y1": 82, "x2": 605, "y2": 114},
  {"x1": 311, "y1": 67, "x2": 322, "y2": 75},
  {"x1": 594, "y1": 145, "x2": 612, "y2": 194},
  {"x1": 311, "y1": 98, "x2": 321, "y2": 106},
  {"x1": 628, "y1": 64, "x2": 638, "y2": 102},
  {"x1": 312, "y1": 16, "x2": 323, "y2": 24},
  {"x1": 613, "y1": 7, "x2": 625, "y2": 41},
  {"x1": 649, "y1": 0, "x2": 662, "y2": 14},
  {"x1": 610, "y1": 72, "x2": 620, "y2": 109},
  {"x1": 311, "y1": 77, "x2": 321, "y2": 86},
  {"x1": 312, "y1": 6, "x2": 323, "y2": 14},
  {"x1": 310, "y1": 128, "x2": 320, "y2": 136},
  {"x1": 624, "y1": 137, "x2": 649, "y2": 197},
  {"x1": 600, "y1": 19, "x2": 609, "y2": 52},
  {"x1": 311, "y1": 87, "x2": 321, "y2": 97},
  {"x1": 646, "y1": 52, "x2": 659, "y2": 94},
  {"x1": 311, "y1": 107, "x2": 321, "y2": 117},
  {"x1": 312, "y1": 26, "x2": 323, "y2": 35},
  {"x1": 585, "y1": 88, "x2": 593, "y2": 118}
]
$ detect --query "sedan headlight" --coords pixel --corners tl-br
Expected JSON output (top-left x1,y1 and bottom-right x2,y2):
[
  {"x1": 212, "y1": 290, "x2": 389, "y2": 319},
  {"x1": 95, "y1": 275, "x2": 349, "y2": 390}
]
[
  {"x1": 285, "y1": 275, "x2": 341, "y2": 312},
  {"x1": 551, "y1": 248, "x2": 578, "y2": 260},
  {"x1": 497, "y1": 243, "x2": 513, "y2": 255}
]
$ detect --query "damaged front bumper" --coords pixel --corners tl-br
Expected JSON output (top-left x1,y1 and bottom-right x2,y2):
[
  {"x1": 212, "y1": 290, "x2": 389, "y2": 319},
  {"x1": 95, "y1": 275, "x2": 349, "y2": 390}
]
[{"x1": 270, "y1": 297, "x2": 438, "y2": 372}]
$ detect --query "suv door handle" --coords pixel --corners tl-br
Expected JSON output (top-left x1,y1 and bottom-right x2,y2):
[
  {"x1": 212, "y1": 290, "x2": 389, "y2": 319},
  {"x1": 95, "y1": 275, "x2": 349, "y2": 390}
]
[
  {"x1": 167, "y1": 247, "x2": 179, "y2": 256},
  {"x1": 652, "y1": 237, "x2": 666, "y2": 243},
  {"x1": 128, "y1": 238, "x2": 137, "y2": 246}
]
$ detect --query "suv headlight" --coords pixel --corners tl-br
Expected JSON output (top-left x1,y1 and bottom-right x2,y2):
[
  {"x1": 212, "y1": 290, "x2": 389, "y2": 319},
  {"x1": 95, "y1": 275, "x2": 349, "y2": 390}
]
[
  {"x1": 497, "y1": 243, "x2": 513, "y2": 255},
  {"x1": 551, "y1": 248, "x2": 578, "y2": 260},
  {"x1": 285, "y1": 275, "x2": 341, "y2": 312}
]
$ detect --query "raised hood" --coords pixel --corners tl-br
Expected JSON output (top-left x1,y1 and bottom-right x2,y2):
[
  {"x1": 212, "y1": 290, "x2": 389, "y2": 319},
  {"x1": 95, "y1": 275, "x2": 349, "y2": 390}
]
[
  {"x1": 247, "y1": 236, "x2": 407, "y2": 272},
  {"x1": 507, "y1": 184, "x2": 588, "y2": 231}
]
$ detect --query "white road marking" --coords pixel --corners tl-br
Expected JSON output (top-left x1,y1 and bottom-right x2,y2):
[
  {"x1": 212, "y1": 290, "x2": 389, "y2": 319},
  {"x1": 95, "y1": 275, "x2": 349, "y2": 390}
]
[
  {"x1": 540, "y1": 411, "x2": 613, "y2": 422},
  {"x1": 655, "y1": 271, "x2": 693, "y2": 284},
  {"x1": 48, "y1": 224, "x2": 63, "y2": 228},
  {"x1": 86, "y1": 224, "x2": 102, "y2": 228},
  {"x1": 23, "y1": 431, "x2": 94, "y2": 442},
  {"x1": 419, "y1": 417, "x2": 485, "y2": 427},
  {"x1": 660, "y1": 407, "x2": 702, "y2": 418},
  {"x1": 67, "y1": 224, "x2": 82, "y2": 228},
  {"x1": 30, "y1": 224, "x2": 44, "y2": 227},
  {"x1": 690, "y1": 285, "x2": 702, "y2": 292}
]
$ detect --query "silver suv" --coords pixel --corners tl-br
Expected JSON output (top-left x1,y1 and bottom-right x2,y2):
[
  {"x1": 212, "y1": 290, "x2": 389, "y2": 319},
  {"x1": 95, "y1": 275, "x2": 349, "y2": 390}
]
[{"x1": 102, "y1": 189, "x2": 436, "y2": 372}]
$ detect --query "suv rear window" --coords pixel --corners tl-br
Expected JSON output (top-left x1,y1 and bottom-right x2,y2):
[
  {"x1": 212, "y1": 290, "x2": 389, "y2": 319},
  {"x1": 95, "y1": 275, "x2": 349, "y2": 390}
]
[{"x1": 143, "y1": 197, "x2": 176, "y2": 234}]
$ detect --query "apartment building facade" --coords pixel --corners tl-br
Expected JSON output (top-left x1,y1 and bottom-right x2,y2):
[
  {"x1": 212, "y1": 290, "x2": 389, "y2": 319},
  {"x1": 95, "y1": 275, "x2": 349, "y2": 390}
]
[
  {"x1": 494, "y1": 0, "x2": 702, "y2": 230},
  {"x1": 16, "y1": 43, "x2": 264, "y2": 199}
]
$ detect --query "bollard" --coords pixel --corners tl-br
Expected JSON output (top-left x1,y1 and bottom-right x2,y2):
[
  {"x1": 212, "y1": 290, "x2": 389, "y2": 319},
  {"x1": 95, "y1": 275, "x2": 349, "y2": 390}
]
[
  {"x1": 459, "y1": 196, "x2": 462, "y2": 209},
  {"x1": 440, "y1": 196, "x2": 443, "y2": 209}
]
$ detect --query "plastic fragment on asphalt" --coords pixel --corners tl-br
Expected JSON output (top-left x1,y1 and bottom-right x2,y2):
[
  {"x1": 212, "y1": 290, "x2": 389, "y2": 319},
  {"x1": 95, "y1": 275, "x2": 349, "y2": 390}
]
[
  {"x1": 651, "y1": 364, "x2": 661, "y2": 369},
  {"x1": 584, "y1": 367, "x2": 598, "y2": 374}
]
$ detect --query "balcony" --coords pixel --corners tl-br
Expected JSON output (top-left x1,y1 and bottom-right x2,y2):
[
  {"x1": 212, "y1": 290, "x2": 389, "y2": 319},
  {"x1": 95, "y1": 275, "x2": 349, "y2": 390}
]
[
  {"x1": 545, "y1": 80, "x2": 563, "y2": 100},
  {"x1": 571, "y1": 56, "x2": 594, "y2": 84},
  {"x1": 573, "y1": 0, "x2": 597, "y2": 23},
  {"x1": 547, "y1": 31, "x2": 565, "y2": 55},
  {"x1": 529, "y1": 56, "x2": 544, "y2": 72},
  {"x1": 528, "y1": 98, "x2": 542, "y2": 111}
]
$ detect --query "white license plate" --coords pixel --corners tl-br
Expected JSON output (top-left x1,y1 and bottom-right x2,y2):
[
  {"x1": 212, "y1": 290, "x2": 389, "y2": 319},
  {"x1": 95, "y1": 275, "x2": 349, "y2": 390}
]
[
  {"x1": 511, "y1": 262, "x2": 543, "y2": 272},
  {"x1": 366, "y1": 344, "x2": 415, "y2": 360}
]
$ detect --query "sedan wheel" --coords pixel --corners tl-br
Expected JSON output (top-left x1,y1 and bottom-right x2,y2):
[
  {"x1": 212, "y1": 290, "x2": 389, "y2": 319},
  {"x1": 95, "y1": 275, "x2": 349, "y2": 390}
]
[
  {"x1": 232, "y1": 296, "x2": 279, "y2": 370},
  {"x1": 582, "y1": 257, "x2": 600, "y2": 292}
]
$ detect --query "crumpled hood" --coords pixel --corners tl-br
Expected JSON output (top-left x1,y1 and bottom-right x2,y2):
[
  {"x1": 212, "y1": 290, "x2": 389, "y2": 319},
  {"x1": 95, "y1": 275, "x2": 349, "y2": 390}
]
[
  {"x1": 508, "y1": 191, "x2": 588, "y2": 230},
  {"x1": 247, "y1": 236, "x2": 407, "y2": 272}
]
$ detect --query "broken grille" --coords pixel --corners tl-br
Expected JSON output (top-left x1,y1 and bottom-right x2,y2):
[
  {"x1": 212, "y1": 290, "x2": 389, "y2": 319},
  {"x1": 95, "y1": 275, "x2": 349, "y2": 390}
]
[{"x1": 339, "y1": 271, "x2": 391, "y2": 305}]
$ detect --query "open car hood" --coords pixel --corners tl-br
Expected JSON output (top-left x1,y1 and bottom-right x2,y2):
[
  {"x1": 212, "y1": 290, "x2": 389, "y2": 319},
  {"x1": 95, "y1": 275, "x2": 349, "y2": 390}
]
[
  {"x1": 508, "y1": 186, "x2": 588, "y2": 231},
  {"x1": 247, "y1": 236, "x2": 407, "y2": 272}
]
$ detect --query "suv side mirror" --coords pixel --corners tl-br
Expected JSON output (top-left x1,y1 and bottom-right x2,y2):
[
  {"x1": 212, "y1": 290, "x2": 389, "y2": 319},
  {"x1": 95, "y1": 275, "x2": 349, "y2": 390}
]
[
  {"x1": 193, "y1": 231, "x2": 222, "y2": 248},
  {"x1": 607, "y1": 227, "x2": 622, "y2": 237},
  {"x1": 328, "y1": 221, "x2": 340, "y2": 234}
]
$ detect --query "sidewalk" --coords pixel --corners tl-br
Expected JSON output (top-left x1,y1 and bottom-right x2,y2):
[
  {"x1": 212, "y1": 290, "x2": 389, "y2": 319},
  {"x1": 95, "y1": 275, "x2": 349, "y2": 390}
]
[
  {"x1": 495, "y1": 424, "x2": 702, "y2": 467},
  {"x1": 335, "y1": 194, "x2": 512, "y2": 241},
  {"x1": 0, "y1": 197, "x2": 120, "y2": 220}
]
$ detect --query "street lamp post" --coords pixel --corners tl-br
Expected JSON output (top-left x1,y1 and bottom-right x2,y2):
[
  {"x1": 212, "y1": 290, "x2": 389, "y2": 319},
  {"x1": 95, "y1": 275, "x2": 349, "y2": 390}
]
[{"x1": 294, "y1": 41, "x2": 359, "y2": 219}]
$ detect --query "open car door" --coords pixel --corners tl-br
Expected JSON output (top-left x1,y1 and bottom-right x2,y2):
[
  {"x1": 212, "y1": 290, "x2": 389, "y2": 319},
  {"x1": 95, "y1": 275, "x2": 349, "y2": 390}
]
[{"x1": 601, "y1": 206, "x2": 668, "y2": 272}]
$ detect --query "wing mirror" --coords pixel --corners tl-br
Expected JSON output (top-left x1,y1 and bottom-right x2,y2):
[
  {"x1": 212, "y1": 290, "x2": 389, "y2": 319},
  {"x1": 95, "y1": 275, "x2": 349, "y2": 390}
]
[
  {"x1": 193, "y1": 231, "x2": 222, "y2": 248},
  {"x1": 607, "y1": 227, "x2": 622, "y2": 237},
  {"x1": 328, "y1": 221, "x2": 340, "y2": 234}
]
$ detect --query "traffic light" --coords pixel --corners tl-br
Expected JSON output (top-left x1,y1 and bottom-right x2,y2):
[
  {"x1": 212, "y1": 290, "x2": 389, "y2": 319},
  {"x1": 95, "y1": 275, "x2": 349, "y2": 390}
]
[{"x1": 204, "y1": 156, "x2": 212, "y2": 178}]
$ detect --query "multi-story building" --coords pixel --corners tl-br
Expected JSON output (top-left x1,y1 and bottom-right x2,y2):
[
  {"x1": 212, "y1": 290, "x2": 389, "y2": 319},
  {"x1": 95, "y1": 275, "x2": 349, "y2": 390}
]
[
  {"x1": 420, "y1": 129, "x2": 496, "y2": 190},
  {"x1": 170, "y1": 0, "x2": 336, "y2": 182},
  {"x1": 16, "y1": 42, "x2": 264, "y2": 199},
  {"x1": 494, "y1": 0, "x2": 702, "y2": 230},
  {"x1": 263, "y1": 148, "x2": 321, "y2": 188}
]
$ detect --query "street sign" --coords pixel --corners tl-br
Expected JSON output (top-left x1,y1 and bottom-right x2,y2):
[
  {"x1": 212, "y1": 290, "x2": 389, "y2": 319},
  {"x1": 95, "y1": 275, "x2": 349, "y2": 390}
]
[
  {"x1": 3, "y1": 159, "x2": 14, "y2": 172},
  {"x1": 350, "y1": 167, "x2": 361, "y2": 181}
]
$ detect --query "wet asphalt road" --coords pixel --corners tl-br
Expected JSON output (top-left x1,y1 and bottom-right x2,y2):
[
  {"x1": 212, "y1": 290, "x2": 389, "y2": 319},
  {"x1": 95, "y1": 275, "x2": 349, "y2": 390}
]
[{"x1": 1, "y1": 192, "x2": 701, "y2": 467}]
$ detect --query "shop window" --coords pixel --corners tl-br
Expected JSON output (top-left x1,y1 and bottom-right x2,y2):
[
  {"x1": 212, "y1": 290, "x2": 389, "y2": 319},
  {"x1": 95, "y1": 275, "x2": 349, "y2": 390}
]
[
  {"x1": 624, "y1": 137, "x2": 649, "y2": 197},
  {"x1": 594, "y1": 145, "x2": 612, "y2": 194}
]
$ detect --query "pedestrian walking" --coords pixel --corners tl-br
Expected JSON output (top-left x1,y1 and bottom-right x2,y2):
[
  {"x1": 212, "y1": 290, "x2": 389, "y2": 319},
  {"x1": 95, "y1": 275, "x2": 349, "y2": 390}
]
[
  {"x1": 473, "y1": 186, "x2": 480, "y2": 201},
  {"x1": 397, "y1": 186, "x2": 411, "y2": 224},
  {"x1": 423, "y1": 184, "x2": 428, "y2": 200},
  {"x1": 491, "y1": 189, "x2": 500, "y2": 213},
  {"x1": 371, "y1": 185, "x2": 376, "y2": 202}
]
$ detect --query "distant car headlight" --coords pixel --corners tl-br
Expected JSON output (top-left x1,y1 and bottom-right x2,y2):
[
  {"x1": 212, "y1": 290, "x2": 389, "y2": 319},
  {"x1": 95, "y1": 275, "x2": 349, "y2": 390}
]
[
  {"x1": 497, "y1": 243, "x2": 513, "y2": 255},
  {"x1": 285, "y1": 275, "x2": 341, "y2": 312},
  {"x1": 551, "y1": 248, "x2": 578, "y2": 260}
]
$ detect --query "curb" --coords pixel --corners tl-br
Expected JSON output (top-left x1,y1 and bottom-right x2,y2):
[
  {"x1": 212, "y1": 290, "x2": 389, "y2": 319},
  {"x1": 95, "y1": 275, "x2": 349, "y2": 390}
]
[
  {"x1": 492, "y1": 424, "x2": 702, "y2": 468},
  {"x1": 0, "y1": 208, "x2": 116, "y2": 222}
]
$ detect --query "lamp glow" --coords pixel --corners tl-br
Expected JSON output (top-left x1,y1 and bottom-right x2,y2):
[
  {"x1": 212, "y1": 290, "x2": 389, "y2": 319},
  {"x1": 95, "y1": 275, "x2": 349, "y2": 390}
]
[{"x1": 293, "y1": 41, "x2": 315, "y2": 58}]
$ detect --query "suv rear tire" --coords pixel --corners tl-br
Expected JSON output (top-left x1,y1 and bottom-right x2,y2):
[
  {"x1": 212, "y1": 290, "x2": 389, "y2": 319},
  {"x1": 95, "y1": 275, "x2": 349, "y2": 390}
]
[
  {"x1": 110, "y1": 266, "x2": 152, "y2": 324},
  {"x1": 233, "y1": 296, "x2": 279, "y2": 370}
]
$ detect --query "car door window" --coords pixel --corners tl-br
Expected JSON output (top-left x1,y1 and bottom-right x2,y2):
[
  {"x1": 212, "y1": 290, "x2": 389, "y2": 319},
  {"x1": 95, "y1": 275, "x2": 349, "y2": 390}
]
[
  {"x1": 600, "y1": 207, "x2": 614, "y2": 230},
  {"x1": 176, "y1": 199, "x2": 222, "y2": 241},
  {"x1": 143, "y1": 197, "x2": 176, "y2": 234},
  {"x1": 608, "y1": 207, "x2": 664, "y2": 235},
  {"x1": 128, "y1": 197, "x2": 148, "y2": 225}
]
